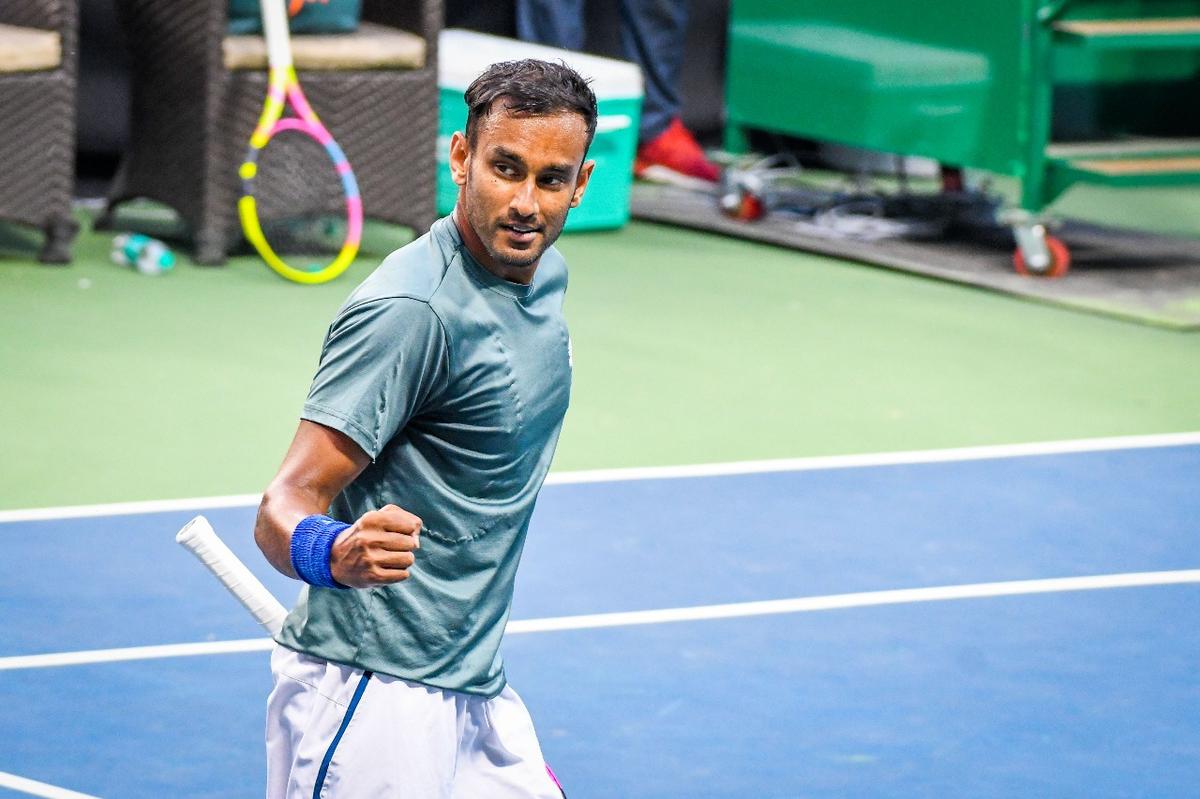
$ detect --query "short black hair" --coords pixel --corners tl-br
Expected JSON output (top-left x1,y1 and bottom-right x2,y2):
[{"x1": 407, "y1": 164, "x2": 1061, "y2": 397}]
[{"x1": 464, "y1": 59, "x2": 598, "y2": 154}]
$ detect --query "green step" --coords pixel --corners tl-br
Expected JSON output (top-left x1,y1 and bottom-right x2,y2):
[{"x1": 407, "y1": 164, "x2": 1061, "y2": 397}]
[
  {"x1": 1048, "y1": 151, "x2": 1200, "y2": 189},
  {"x1": 1053, "y1": 17, "x2": 1200, "y2": 50}
]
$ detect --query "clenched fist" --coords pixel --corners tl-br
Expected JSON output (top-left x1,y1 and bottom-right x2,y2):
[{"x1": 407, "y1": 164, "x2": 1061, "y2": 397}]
[{"x1": 329, "y1": 504, "x2": 422, "y2": 588}]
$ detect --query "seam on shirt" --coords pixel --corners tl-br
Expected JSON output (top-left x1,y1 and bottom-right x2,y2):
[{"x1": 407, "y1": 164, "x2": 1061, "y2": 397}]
[
  {"x1": 422, "y1": 302, "x2": 453, "y2": 405},
  {"x1": 418, "y1": 520, "x2": 510, "y2": 545},
  {"x1": 341, "y1": 293, "x2": 431, "y2": 315},
  {"x1": 489, "y1": 329, "x2": 526, "y2": 437},
  {"x1": 338, "y1": 277, "x2": 445, "y2": 319},
  {"x1": 373, "y1": 368, "x2": 390, "y2": 456}
]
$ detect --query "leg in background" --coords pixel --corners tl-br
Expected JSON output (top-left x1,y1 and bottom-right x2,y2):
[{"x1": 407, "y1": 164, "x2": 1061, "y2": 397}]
[
  {"x1": 621, "y1": 0, "x2": 720, "y2": 182},
  {"x1": 515, "y1": 0, "x2": 586, "y2": 52},
  {"x1": 618, "y1": 0, "x2": 688, "y2": 144}
]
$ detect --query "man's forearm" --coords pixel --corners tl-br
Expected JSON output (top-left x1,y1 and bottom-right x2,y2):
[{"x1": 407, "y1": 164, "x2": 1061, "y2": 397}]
[{"x1": 254, "y1": 483, "x2": 330, "y2": 579}]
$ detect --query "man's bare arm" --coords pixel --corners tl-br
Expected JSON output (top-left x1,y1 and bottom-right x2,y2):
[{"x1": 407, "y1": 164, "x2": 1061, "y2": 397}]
[{"x1": 255, "y1": 420, "x2": 422, "y2": 588}]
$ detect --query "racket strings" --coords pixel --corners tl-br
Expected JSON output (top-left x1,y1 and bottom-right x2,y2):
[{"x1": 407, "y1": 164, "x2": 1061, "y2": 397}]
[{"x1": 254, "y1": 127, "x2": 349, "y2": 258}]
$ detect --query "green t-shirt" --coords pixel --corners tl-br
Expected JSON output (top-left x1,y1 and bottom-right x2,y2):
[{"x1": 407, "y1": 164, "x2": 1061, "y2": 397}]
[{"x1": 275, "y1": 215, "x2": 572, "y2": 696}]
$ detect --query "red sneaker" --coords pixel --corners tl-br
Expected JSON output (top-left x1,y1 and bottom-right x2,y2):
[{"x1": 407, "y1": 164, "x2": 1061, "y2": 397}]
[{"x1": 634, "y1": 117, "x2": 720, "y2": 183}]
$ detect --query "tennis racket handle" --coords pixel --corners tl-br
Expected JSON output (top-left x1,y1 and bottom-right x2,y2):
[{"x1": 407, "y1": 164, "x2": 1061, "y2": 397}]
[{"x1": 176, "y1": 515, "x2": 289, "y2": 637}]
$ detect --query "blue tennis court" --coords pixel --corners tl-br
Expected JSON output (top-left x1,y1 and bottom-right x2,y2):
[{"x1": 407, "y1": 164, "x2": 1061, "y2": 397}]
[{"x1": 2, "y1": 438, "x2": 1198, "y2": 798}]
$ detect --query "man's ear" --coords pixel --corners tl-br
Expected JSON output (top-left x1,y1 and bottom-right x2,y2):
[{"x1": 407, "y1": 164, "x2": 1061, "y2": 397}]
[
  {"x1": 449, "y1": 131, "x2": 469, "y2": 187},
  {"x1": 570, "y1": 159, "x2": 595, "y2": 208}
]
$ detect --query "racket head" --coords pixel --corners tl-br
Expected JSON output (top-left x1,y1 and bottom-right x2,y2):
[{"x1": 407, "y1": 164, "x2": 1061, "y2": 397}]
[{"x1": 240, "y1": 79, "x2": 363, "y2": 285}]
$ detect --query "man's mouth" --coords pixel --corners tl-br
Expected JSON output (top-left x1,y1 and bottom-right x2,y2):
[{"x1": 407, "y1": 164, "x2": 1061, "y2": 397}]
[{"x1": 500, "y1": 222, "x2": 542, "y2": 244}]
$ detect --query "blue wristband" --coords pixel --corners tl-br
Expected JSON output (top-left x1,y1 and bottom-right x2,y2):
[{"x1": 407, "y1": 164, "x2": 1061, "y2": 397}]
[{"x1": 290, "y1": 515, "x2": 351, "y2": 589}]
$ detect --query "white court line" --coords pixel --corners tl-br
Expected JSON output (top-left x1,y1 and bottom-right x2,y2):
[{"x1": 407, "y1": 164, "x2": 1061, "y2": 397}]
[
  {"x1": 1, "y1": 431, "x2": 1198, "y2": 524},
  {"x1": 2, "y1": 570, "x2": 1197, "y2": 672},
  {"x1": 506, "y1": 569, "x2": 1200, "y2": 633},
  {"x1": 0, "y1": 638, "x2": 275, "y2": 671},
  {"x1": 0, "y1": 771, "x2": 100, "y2": 799},
  {"x1": 0, "y1": 494, "x2": 262, "y2": 524}
]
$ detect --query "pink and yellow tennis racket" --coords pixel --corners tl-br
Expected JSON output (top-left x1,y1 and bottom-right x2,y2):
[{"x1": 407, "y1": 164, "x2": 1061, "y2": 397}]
[{"x1": 238, "y1": 0, "x2": 362, "y2": 284}]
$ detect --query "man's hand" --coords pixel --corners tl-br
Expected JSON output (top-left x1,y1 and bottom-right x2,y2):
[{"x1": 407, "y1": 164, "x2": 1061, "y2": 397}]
[{"x1": 329, "y1": 504, "x2": 423, "y2": 588}]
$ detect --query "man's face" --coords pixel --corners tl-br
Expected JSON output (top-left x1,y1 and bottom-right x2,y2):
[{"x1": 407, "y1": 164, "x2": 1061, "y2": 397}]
[{"x1": 450, "y1": 107, "x2": 594, "y2": 274}]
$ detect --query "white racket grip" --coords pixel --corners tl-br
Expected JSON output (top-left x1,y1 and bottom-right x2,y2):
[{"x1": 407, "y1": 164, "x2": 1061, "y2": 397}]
[{"x1": 176, "y1": 515, "x2": 289, "y2": 637}]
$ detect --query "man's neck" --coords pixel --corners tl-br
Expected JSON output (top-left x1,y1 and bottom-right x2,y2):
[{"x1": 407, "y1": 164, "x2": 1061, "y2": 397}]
[{"x1": 453, "y1": 207, "x2": 537, "y2": 286}]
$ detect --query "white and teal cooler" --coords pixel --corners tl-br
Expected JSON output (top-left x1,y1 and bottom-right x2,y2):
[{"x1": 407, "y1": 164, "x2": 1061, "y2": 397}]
[{"x1": 437, "y1": 29, "x2": 643, "y2": 232}]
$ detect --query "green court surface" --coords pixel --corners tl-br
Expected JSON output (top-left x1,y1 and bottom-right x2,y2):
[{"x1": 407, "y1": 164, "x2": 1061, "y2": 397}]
[{"x1": 2, "y1": 215, "x2": 1198, "y2": 510}]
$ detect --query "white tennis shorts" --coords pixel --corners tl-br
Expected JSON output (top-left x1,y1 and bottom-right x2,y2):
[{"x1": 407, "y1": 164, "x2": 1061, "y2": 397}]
[{"x1": 266, "y1": 646, "x2": 565, "y2": 799}]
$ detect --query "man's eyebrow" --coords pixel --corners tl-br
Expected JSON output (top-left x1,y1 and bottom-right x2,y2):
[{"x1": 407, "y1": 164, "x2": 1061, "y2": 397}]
[
  {"x1": 493, "y1": 147, "x2": 528, "y2": 166},
  {"x1": 494, "y1": 146, "x2": 574, "y2": 176}
]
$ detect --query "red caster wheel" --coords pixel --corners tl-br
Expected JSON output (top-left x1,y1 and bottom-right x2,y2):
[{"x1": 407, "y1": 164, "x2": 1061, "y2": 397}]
[
  {"x1": 1013, "y1": 235, "x2": 1070, "y2": 278},
  {"x1": 719, "y1": 189, "x2": 765, "y2": 221}
]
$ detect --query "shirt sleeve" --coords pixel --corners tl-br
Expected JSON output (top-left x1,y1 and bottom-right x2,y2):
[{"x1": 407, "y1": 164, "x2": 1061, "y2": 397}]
[{"x1": 301, "y1": 297, "x2": 449, "y2": 460}]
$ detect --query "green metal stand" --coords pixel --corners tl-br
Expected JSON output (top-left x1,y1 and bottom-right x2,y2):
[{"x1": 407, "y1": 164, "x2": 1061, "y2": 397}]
[{"x1": 725, "y1": 0, "x2": 1200, "y2": 276}]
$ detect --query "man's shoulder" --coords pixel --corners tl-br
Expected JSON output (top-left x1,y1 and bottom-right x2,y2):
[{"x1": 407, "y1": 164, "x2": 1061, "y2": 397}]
[{"x1": 343, "y1": 226, "x2": 455, "y2": 310}]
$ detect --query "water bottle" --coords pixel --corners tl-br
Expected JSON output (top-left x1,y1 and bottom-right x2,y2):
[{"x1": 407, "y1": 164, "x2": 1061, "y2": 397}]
[{"x1": 111, "y1": 233, "x2": 176, "y2": 275}]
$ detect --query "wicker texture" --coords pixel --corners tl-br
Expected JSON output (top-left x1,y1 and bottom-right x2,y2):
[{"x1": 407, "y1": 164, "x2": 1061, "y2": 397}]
[
  {"x1": 105, "y1": 0, "x2": 442, "y2": 264},
  {"x1": 0, "y1": 0, "x2": 79, "y2": 262}
]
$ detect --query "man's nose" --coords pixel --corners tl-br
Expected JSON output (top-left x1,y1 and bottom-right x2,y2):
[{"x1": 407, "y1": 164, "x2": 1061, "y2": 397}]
[{"x1": 509, "y1": 178, "x2": 538, "y2": 219}]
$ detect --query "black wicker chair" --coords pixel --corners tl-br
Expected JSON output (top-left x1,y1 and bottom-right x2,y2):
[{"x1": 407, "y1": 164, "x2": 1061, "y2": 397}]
[
  {"x1": 102, "y1": 0, "x2": 442, "y2": 264},
  {"x1": 0, "y1": 0, "x2": 79, "y2": 263}
]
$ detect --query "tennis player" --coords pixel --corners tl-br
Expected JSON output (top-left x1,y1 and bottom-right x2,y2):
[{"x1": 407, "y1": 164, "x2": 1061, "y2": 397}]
[{"x1": 253, "y1": 59, "x2": 595, "y2": 798}]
